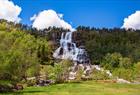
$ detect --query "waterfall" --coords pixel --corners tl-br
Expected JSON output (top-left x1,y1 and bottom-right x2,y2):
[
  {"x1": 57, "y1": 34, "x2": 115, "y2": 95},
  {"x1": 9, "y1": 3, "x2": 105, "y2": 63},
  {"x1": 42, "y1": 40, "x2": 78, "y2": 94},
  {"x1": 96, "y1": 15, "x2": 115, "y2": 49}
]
[
  {"x1": 53, "y1": 31, "x2": 90, "y2": 64},
  {"x1": 53, "y1": 31, "x2": 91, "y2": 80}
]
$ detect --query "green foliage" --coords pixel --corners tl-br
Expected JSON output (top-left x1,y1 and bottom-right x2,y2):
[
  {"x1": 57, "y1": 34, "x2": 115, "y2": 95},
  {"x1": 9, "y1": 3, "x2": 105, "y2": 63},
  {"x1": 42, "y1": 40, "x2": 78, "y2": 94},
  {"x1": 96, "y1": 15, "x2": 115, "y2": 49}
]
[
  {"x1": 91, "y1": 69, "x2": 110, "y2": 80},
  {"x1": 45, "y1": 60, "x2": 72, "y2": 83},
  {"x1": 26, "y1": 79, "x2": 37, "y2": 87},
  {"x1": 134, "y1": 62, "x2": 140, "y2": 81},
  {"x1": 0, "y1": 31, "x2": 40, "y2": 83},
  {"x1": 75, "y1": 67, "x2": 84, "y2": 82},
  {"x1": 119, "y1": 57, "x2": 133, "y2": 69},
  {"x1": 113, "y1": 68, "x2": 135, "y2": 81},
  {"x1": 0, "y1": 20, "x2": 54, "y2": 87},
  {"x1": 101, "y1": 53, "x2": 133, "y2": 71},
  {"x1": 0, "y1": 30, "x2": 53, "y2": 88},
  {"x1": 101, "y1": 53, "x2": 122, "y2": 70},
  {"x1": 0, "y1": 80, "x2": 13, "y2": 92},
  {"x1": 101, "y1": 53, "x2": 135, "y2": 81},
  {"x1": 74, "y1": 27, "x2": 140, "y2": 64},
  {"x1": 37, "y1": 38, "x2": 53, "y2": 65}
]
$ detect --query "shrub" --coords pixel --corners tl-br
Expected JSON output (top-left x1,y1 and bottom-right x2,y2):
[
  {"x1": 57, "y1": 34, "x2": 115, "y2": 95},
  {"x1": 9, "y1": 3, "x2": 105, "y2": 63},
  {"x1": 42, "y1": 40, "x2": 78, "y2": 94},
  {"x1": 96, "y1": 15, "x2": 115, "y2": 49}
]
[
  {"x1": 113, "y1": 68, "x2": 135, "y2": 81},
  {"x1": 45, "y1": 60, "x2": 73, "y2": 83},
  {"x1": 75, "y1": 67, "x2": 84, "y2": 82},
  {"x1": 101, "y1": 53, "x2": 122, "y2": 70},
  {"x1": 0, "y1": 80, "x2": 13, "y2": 92},
  {"x1": 119, "y1": 57, "x2": 133, "y2": 69},
  {"x1": 0, "y1": 31, "x2": 40, "y2": 82},
  {"x1": 101, "y1": 53, "x2": 134, "y2": 70},
  {"x1": 134, "y1": 62, "x2": 140, "y2": 81},
  {"x1": 91, "y1": 69, "x2": 110, "y2": 80}
]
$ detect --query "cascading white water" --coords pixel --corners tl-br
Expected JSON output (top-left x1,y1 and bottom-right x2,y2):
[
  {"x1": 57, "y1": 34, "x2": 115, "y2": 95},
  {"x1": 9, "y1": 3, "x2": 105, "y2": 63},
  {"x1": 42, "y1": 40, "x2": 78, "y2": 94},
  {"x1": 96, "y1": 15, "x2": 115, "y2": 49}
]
[{"x1": 53, "y1": 31, "x2": 90, "y2": 64}]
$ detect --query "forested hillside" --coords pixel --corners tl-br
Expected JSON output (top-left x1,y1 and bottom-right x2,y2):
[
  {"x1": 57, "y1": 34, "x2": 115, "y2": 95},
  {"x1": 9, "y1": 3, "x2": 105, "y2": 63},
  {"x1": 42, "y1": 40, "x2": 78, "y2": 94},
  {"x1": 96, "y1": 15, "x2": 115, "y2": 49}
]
[
  {"x1": 74, "y1": 26, "x2": 140, "y2": 64},
  {"x1": 0, "y1": 20, "x2": 140, "y2": 92}
]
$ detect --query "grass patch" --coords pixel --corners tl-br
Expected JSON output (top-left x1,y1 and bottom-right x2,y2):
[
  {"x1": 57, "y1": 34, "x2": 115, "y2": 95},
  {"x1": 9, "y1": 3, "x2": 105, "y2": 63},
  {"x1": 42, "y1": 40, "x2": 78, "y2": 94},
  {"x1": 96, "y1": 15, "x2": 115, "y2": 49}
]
[{"x1": 1, "y1": 81, "x2": 140, "y2": 95}]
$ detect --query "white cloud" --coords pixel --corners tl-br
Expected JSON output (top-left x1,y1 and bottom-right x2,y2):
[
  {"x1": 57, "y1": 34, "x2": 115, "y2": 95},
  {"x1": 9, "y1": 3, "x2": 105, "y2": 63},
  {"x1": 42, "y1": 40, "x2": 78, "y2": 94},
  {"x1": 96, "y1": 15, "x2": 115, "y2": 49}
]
[
  {"x1": 0, "y1": 0, "x2": 22, "y2": 23},
  {"x1": 122, "y1": 11, "x2": 140, "y2": 30},
  {"x1": 58, "y1": 13, "x2": 63, "y2": 18},
  {"x1": 30, "y1": 14, "x2": 37, "y2": 21},
  {"x1": 30, "y1": 10, "x2": 73, "y2": 31}
]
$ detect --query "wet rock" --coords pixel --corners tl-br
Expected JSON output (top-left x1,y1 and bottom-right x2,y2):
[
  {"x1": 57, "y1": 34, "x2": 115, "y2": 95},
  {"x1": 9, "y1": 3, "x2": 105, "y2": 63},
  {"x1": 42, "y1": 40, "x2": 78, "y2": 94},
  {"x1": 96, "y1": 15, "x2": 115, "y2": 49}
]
[{"x1": 59, "y1": 48, "x2": 64, "y2": 55}]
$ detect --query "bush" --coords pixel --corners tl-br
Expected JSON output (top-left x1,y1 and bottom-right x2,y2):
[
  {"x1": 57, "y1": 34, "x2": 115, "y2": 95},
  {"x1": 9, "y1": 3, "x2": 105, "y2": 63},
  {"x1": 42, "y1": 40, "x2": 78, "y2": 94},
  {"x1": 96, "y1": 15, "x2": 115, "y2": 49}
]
[
  {"x1": 101, "y1": 53, "x2": 134, "y2": 70},
  {"x1": 0, "y1": 31, "x2": 40, "y2": 83},
  {"x1": 113, "y1": 68, "x2": 135, "y2": 81},
  {"x1": 101, "y1": 53, "x2": 122, "y2": 70},
  {"x1": 0, "y1": 80, "x2": 13, "y2": 92},
  {"x1": 134, "y1": 62, "x2": 140, "y2": 81},
  {"x1": 91, "y1": 69, "x2": 110, "y2": 80},
  {"x1": 45, "y1": 60, "x2": 73, "y2": 83},
  {"x1": 75, "y1": 67, "x2": 84, "y2": 82},
  {"x1": 119, "y1": 57, "x2": 133, "y2": 69}
]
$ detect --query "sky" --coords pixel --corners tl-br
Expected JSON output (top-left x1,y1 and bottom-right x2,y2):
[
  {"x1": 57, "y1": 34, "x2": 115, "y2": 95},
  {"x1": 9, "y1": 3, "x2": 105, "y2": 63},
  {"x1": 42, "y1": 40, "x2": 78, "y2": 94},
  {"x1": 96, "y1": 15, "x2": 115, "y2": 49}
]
[{"x1": 1, "y1": 0, "x2": 140, "y2": 30}]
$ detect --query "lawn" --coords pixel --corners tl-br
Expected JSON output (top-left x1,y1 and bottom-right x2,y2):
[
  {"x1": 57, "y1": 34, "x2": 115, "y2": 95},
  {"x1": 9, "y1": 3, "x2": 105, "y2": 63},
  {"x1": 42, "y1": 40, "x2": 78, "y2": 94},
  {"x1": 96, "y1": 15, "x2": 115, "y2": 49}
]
[{"x1": 1, "y1": 81, "x2": 140, "y2": 95}]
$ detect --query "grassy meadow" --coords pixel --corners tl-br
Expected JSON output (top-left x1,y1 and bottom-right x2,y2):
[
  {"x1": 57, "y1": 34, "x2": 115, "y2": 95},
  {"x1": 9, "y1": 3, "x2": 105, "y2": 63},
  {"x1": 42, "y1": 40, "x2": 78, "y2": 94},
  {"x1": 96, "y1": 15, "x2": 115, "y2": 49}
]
[{"x1": 1, "y1": 81, "x2": 140, "y2": 95}]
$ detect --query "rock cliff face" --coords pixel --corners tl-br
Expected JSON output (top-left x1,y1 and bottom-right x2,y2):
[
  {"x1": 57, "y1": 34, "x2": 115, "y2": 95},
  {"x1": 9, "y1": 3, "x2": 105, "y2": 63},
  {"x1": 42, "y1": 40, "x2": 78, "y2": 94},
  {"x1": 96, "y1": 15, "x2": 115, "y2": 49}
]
[{"x1": 72, "y1": 31, "x2": 85, "y2": 47}]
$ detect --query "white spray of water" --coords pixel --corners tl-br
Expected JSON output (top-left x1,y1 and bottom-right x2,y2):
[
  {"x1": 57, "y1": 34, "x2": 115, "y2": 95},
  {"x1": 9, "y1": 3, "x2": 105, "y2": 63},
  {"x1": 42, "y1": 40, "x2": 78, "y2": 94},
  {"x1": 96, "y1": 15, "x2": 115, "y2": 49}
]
[{"x1": 53, "y1": 31, "x2": 90, "y2": 64}]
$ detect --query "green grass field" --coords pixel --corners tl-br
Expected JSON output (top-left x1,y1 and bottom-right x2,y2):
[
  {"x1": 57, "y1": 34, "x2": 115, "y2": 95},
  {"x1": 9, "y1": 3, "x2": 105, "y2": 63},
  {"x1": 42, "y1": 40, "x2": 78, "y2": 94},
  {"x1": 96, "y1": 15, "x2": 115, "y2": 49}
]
[{"x1": 1, "y1": 81, "x2": 140, "y2": 95}]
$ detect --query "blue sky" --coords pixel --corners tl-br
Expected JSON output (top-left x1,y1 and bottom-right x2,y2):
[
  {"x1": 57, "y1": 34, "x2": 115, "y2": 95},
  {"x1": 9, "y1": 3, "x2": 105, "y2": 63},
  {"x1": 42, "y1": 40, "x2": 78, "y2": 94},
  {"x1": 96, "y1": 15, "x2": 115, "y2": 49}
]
[{"x1": 12, "y1": 0, "x2": 140, "y2": 28}]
